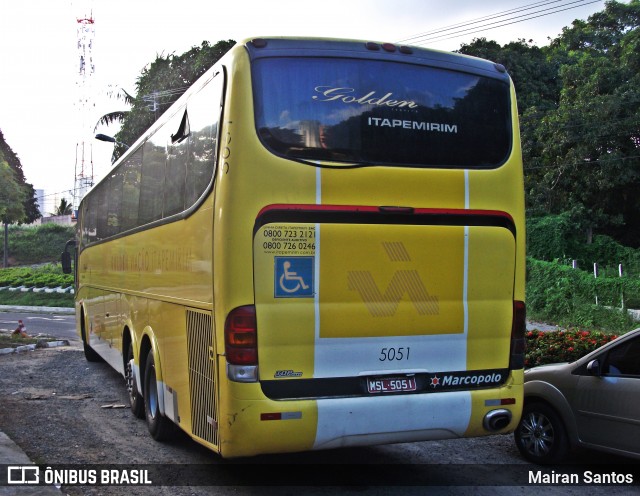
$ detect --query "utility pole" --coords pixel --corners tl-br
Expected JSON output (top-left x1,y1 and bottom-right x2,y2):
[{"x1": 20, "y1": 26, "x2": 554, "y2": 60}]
[{"x1": 73, "y1": 7, "x2": 96, "y2": 215}]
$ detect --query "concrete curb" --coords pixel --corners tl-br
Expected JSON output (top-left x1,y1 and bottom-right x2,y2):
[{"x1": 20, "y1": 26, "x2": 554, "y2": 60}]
[
  {"x1": 0, "y1": 431, "x2": 62, "y2": 494},
  {"x1": 0, "y1": 305, "x2": 74, "y2": 315},
  {"x1": 0, "y1": 340, "x2": 70, "y2": 356}
]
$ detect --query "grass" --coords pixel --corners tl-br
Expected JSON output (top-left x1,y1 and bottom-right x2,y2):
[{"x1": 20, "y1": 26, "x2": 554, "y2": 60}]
[
  {"x1": 0, "y1": 263, "x2": 74, "y2": 308},
  {"x1": 1, "y1": 223, "x2": 75, "y2": 266},
  {"x1": 0, "y1": 263, "x2": 72, "y2": 288},
  {"x1": 0, "y1": 290, "x2": 74, "y2": 307},
  {"x1": 0, "y1": 332, "x2": 59, "y2": 349}
]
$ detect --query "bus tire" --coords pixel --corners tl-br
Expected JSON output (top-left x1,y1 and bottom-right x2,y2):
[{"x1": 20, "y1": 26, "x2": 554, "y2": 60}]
[
  {"x1": 80, "y1": 313, "x2": 102, "y2": 363},
  {"x1": 82, "y1": 341, "x2": 102, "y2": 362},
  {"x1": 126, "y1": 342, "x2": 145, "y2": 419},
  {"x1": 143, "y1": 349, "x2": 174, "y2": 441}
]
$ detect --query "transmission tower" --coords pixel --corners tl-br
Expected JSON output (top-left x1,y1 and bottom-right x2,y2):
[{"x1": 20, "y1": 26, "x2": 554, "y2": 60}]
[{"x1": 73, "y1": 10, "x2": 96, "y2": 213}]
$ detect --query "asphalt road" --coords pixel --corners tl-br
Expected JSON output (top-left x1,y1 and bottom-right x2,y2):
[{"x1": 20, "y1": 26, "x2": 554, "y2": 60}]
[
  {"x1": 0, "y1": 309, "x2": 558, "y2": 344},
  {"x1": 0, "y1": 310, "x2": 637, "y2": 495},
  {"x1": 0, "y1": 345, "x2": 637, "y2": 496},
  {"x1": 0, "y1": 311, "x2": 78, "y2": 341}
]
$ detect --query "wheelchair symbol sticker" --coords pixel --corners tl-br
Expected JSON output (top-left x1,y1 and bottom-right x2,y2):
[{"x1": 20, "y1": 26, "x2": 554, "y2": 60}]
[{"x1": 275, "y1": 257, "x2": 314, "y2": 298}]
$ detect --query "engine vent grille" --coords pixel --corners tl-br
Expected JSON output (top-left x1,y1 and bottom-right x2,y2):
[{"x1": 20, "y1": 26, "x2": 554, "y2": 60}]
[{"x1": 186, "y1": 309, "x2": 218, "y2": 448}]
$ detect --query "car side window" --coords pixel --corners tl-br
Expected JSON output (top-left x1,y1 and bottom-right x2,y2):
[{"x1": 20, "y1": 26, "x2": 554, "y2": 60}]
[{"x1": 602, "y1": 336, "x2": 640, "y2": 376}]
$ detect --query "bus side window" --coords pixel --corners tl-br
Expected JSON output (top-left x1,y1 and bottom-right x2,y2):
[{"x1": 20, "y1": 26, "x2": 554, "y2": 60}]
[
  {"x1": 121, "y1": 149, "x2": 142, "y2": 232},
  {"x1": 164, "y1": 109, "x2": 189, "y2": 217},
  {"x1": 139, "y1": 129, "x2": 169, "y2": 225},
  {"x1": 105, "y1": 167, "x2": 124, "y2": 237},
  {"x1": 185, "y1": 73, "x2": 224, "y2": 207}
]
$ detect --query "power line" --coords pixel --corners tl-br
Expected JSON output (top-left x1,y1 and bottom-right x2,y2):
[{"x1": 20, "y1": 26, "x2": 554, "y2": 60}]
[
  {"x1": 398, "y1": 0, "x2": 604, "y2": 46},
  {"x1": 399, "y1": 0, "x2": 571, "y2": 43}
]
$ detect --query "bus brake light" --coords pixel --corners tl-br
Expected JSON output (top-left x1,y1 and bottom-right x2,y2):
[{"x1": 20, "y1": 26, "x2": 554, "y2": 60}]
[{"x1": 225, "y1": 306, "x2": 257, "y2": 365}]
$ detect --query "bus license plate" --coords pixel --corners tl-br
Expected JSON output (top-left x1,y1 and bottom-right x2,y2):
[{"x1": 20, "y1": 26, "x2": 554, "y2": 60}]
[{"x1": 367, "y1": 376, "x2": 417, "y2": 394}]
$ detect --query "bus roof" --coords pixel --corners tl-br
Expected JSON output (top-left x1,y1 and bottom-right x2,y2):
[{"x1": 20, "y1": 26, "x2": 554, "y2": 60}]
[{"x1": 242, "y1": 37, "x2": 510, "y2": 81}]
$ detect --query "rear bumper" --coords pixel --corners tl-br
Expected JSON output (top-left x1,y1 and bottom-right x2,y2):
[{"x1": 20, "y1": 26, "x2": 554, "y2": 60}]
[{"x1": 218, "y1": 379, "x2": 522, "y2": 457}]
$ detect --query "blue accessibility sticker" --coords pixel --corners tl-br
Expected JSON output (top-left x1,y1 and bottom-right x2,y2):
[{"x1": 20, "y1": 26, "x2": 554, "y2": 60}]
[{"x1": 274, "y1": 257, "x2": 314, "y2": 298}]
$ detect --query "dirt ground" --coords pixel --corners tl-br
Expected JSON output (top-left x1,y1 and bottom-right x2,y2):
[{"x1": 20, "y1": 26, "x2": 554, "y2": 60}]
[
  {"x1": 1, "y1": 344, "x2": 636, "y2": 496},
  {"x1": 0, "y1": 344, "x2": 234, "y2": 496}
]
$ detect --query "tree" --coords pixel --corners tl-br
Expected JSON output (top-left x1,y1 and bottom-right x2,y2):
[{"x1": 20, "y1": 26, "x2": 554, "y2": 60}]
[
  {"x1": 94, "y1": 88, "x2": 136, "y2": 130},
  {"x1": 526, "y1": 0, "x2": 640, "y2": 246},
  {"x1": 0, "y1": 129, "x2": 39, "y2": 224},
  {"x1": 460, "y1": 2, "x2": 640, "y2": 248},
  {"x1": 0, "y1": 159, "x2": 27, "y2": 267},
  {"x1": 97, "y1": 40, "x2": 235, "y2": 162},
  {"x1": 52, "y1": 198, "x2": 73, "y2": 216},
  {"x1": 0, "y1": 130, "x2": 40, "y2": 266},
  {"x1": 0, "y1": 160, "x2": 26, "y2": 222},
  {"x1": 458, "y1": 38, "x2": 561, "y2": 112}
]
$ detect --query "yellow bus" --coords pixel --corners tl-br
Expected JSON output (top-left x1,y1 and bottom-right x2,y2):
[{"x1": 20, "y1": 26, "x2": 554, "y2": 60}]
[{"x1": 65, "y1": 37, "x2": 526, "y2": 458}]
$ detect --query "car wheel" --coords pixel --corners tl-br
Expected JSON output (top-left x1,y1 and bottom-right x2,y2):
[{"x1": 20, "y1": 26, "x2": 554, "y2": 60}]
[{"x1": 515, "y1": 401, "x2": 569, "y2": 464}]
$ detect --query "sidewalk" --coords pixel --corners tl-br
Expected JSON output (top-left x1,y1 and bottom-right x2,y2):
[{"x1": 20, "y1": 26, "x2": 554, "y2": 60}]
[
  {"x1": 0, "y1": 305, "x2": 74, "y2": 356},
  {"x1": 0, "y1": 431, "x2": 61, "y2": 495},
  {"x1": 1, "y1": 306, "x2": 72, "y2": 492}
]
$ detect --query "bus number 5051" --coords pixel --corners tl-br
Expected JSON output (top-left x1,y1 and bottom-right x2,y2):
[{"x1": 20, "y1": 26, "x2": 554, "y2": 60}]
[{"x1": 379, "y1": 347, "x2": 410, "y2": 362}]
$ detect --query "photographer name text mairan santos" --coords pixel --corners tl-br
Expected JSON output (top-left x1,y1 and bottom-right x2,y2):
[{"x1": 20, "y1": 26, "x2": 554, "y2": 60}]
[{"x1": 529, "y1": 470, "x2": 634, "y2": 485}]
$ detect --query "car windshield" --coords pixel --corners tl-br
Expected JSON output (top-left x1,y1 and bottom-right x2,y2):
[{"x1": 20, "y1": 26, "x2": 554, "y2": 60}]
[{"x1": 253, "y1": 57, "x2": 512, "y2": 168}]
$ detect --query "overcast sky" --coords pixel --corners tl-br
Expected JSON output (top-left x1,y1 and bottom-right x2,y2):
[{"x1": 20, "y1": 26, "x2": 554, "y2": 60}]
[{"x1": 0, "y1": 0, "x2": 611, "y2": 213}]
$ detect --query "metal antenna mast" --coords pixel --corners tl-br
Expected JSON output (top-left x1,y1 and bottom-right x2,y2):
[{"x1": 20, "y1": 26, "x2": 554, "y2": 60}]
[{"x1": 73, "y1": 9, "x2": 95, "y2": 213}]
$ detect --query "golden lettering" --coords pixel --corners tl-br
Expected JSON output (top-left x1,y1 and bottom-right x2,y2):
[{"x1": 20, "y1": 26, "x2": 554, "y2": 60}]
[{"x1": 312, "y1": 86, "x2": 418, "y2": 108}]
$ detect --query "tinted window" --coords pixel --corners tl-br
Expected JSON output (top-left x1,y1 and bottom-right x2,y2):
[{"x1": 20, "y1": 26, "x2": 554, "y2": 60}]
[
  {"x1": 185, "y1": 77, "x2": 222, "y2": 206},
  {"x1": 120, "y1": 150, "x2": 142, "y2": 232},
  {"x1": 81, "y1": 199, "x2": 96, "y2": 246},
  {"x1": 164, "y1": 109, "x2": 188, "y2": 217},
  {"x1": 93, "y1": 180, "x2": 108, "y2": 241},
  {"x1": 139, "y1": 130, "x2": 168, "y2": 225},
  {"x1": 253, "y1": 58, "x2": 511, "y2": 168},
  {"x1": 79, "y1": 71, "x2": 224, "y2": 247},
  {"x1": 105, "y1": 168, "x2": 124, "y2": 238},
  {"x1": 604, "y1": 336, "x2": 640, "y2": 376}
]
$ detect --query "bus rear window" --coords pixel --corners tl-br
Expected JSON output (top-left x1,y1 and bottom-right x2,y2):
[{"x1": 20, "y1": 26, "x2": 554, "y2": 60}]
[{"x1": 253, "y1": 57, "x2": 511, "y2": 168}]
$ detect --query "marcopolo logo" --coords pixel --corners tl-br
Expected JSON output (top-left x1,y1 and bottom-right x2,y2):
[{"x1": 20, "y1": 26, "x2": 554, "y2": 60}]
[{"x1": 429, "y1": 370, "x2": 505, "y2": 390}]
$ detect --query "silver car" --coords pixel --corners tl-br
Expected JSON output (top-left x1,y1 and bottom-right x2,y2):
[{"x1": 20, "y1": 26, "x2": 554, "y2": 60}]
[{"x1": 514, "y1": 328, "x2": 640, "y2": 464}]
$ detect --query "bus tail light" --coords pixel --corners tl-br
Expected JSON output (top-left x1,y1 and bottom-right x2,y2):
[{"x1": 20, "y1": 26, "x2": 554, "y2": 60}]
[
  {"x1": 225, "y1": 306, "x2": 259, "y2": 382},
  {"x1": 509, "y1": 301, "x2": 526, "y2": 370},
  {"x1": 225, "y1": 305, "x2": 257, "y2": 364}
]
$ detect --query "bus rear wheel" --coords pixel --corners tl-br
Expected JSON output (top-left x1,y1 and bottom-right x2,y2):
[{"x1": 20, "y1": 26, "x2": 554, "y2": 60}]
[
  {"x1": 143, "y1": 349, "x2": 175, "y2": 441},
  {"x1": 80, "y1": 311, "x2": 102, "y2": 363},
  {"x1": 126, "y1": 342, "x2": 144, "y2": 419}
]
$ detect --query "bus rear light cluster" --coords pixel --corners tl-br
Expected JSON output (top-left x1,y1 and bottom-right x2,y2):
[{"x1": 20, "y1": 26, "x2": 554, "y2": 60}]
[
  {"x1": 225, "y1": 305, "x2": 258, "y2": 365},
  {"x1": 365, "y1": 42, "x2": 413, "y2": 54}
]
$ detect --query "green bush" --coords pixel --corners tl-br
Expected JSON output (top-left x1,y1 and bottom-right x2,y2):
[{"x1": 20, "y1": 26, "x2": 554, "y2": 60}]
[
  {"x1": 526, "y1": 258, "x2": 640, "y2": 332},
  {"x1": 527, "y1": 213, "x2": 582, "y2": 262},
  {"x1": 0, "y1": 289, "x2": 73, "y2": 307},
  {"x1": 525, "y1": 329, "x2": 619, "y2": 368},
  {"x1": 0, "y1": 223, "x2": 75, "y2": 266},
  {"x1": 0, "y1": 264, "x2": 72, "y2": 289},
  {"x1": 527, "y1": 213, "x2": 640, "y2": 276},
  {"x1": 579, "y1": 235, "x2": 640, "y2": 276}
]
